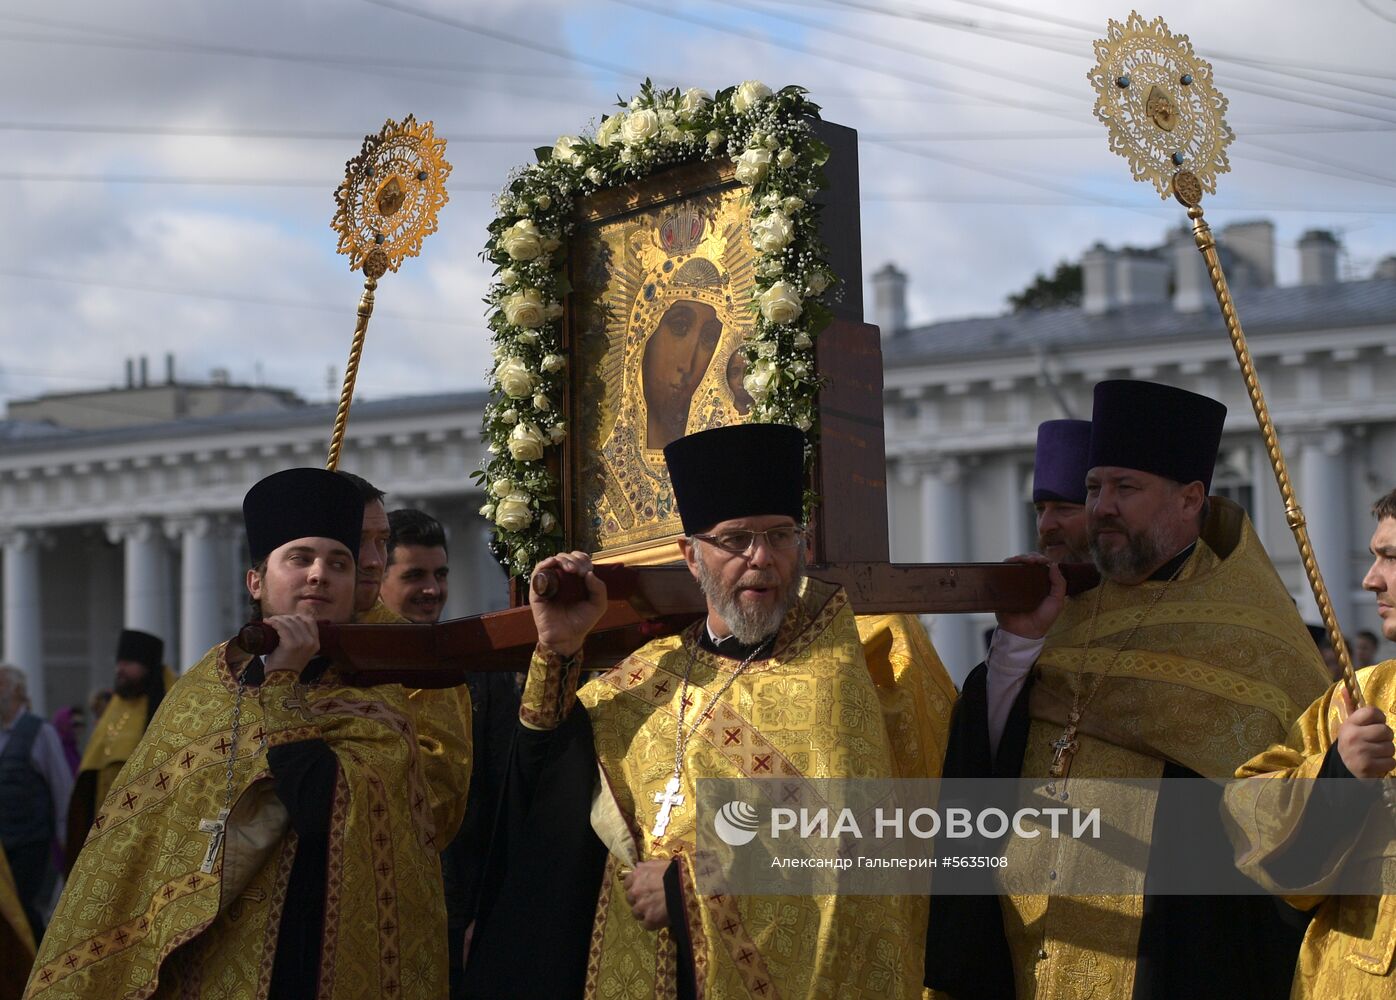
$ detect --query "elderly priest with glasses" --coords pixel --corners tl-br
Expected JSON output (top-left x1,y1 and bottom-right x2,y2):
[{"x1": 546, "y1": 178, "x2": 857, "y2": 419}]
[{"x1": 464, "y1": 422, "x2": 954, "y2": 1000}]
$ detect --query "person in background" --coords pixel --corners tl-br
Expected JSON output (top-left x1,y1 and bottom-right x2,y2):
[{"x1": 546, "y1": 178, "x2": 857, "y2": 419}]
[{"x1": 0, "y1": 665, "x2": 73, "y2": 941}]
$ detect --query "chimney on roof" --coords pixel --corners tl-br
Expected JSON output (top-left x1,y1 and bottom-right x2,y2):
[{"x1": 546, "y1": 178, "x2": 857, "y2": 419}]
[
  {"x1": 1377, "y1": 256, "x2": 1396, "y2": 281},
  {"x1": 1299, "y1": 230, "x2": 1340, "y2": 286},
  {"x1": 1220, "y1": 220, "x2": 1275, "y2": 289},
  {"x1": 872, "y1": 263, "x2": 908, "y2": 337},
  {"x1": 1169, "y1": 226, "x2": 1209, "y2": 313},
  {"x1": 1114, "y1": 249, "x2": 1169, "y2": 306},
  {"x1": 1082, "y1": 243, "x2": 1116, "y2": 315}
]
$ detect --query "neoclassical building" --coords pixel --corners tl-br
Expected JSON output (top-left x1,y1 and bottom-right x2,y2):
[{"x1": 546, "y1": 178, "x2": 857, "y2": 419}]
[
  {"x1": 4, "y1": 219, "x2": 1394, "y2": 709},
  {"x1": 0, "y1": 388, "x2": 503, "y2": 713}
]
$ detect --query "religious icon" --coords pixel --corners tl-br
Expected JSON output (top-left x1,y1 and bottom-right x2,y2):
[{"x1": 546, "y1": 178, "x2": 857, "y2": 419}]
[{"x1": 566, "y1": 161, "x2": 757, "y2": 563}]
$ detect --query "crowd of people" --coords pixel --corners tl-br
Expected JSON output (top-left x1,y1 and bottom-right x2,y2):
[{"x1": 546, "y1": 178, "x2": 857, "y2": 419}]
[{"x1": 1, "y1": 377, "x2": 1394, "y2": 998}]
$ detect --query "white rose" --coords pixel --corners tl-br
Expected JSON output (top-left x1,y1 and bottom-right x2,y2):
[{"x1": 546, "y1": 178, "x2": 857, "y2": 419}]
[
  {"x1": 680, "y1": 88, "x2": 712, "y2": 117},
  {"x1": 507, "y1": 422, "x2": 547, "y2": 462},
  {"x1": 513, "y1": 546, "x2": 530, "y2": 569},
  {"x1": 494, "y1": 492, "x2": 534, "y2": 532},
  {"x1": 516, "y1": 330, "x2": 539, "y2": 346},
  {"x1": 806, "y1": 269, "x2": 831, "y2": 295},
  {"x1": 734, "y1": 147, "x2": 772, "y2": 186},
  {"x1": 596, "y1": 114, "x2": 624, "y2": 148},
  {"x1": 500, "y1": 407, "x2": 518, "y2": 424},
  {"x1": 793, "y1": 331, "x2": 813, "y2": 350},
  {"x1": 796, "y1": 413, "x2": 812, "y2": 432},
  {"x1": 534, "y1": 193, "x2": 552, "y2": 210},
  {"x1": 733, "y1": 80, "x2": 772, "y2": 112},
  {"x1": 629, "y1": 95, "x2": 644, "y2": 110},
  {"x1": 782, "y1": 196, "x2": 805, "y2": 214},
  {"x1": 540, "y1": 511, "x2": 558, "y2": 533},
  {"x1": 661, "y1": 124, "x2": 683, "y2": 144},
  {"x1": 479, "y1": 502, "x2": 496, "y2": 520},
  {"x1": 789, "y1": 358, "x2": 809, "y2": 378},
  {"x1": 777, "y1": 148, "x2": 796, "y2": 168},
  {"x1": 552, "y1": 134, "x2": 584, "y2": 166},
  {"x1": 763, "y1": 133, "x2": 779, "y2": 151},
  {"x1": 499, "y1": 267, "x2": 519, "y2": 286},
  {"x1": 585, "y1": 166, "x2": 604, "y2": 185},
  {"x1": 540, "y1": 353, "x2": 565, "y2": 374},
  {"x1": 751, "y1": 211, "x2": 794, "y2": 253},
  {"x1": 499, "y1": 219, "x2": 543, "y2": 261},
  {"x1": 658, "y1": 108, "x2": 676, "y2": 127},
  {"x1": 533, "y1": 392, "x2": 551, "y2": 411},
  {"x1": 619, "y1": 146, "x2": 635, "y2": 164},
  {"x1": 706, "y1": 130, "x2": 724, "y2": 150},
  {"x1": 743, "y1": 359, "x2": 778, "y2": 398},
  {"x1": 548, "y1": 423, "x2": 567, "y2": 444},
  {"x1": 490, "y1": 477, "x2": 514, "y2": 498},
  {"x1": 496, "y1": 357, "x2": 535, "y2": 399},
  {"x1": 756, "y1": 340, "x2": 778, "y2": 358},
  {"x1": 502, "y1": 288, "x2": 546, "y2": 329},
  {"x1": 758, "y1": 281, "x2": 803, "y2": 325},
  {"x1": 545, "y1": 302, "x2": 564, "y2": 321}
]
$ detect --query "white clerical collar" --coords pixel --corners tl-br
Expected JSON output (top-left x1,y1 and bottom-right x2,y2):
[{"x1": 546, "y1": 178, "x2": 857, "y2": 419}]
[{"x1": 706, "y1": 617, "x2": 739, "y2": 647}]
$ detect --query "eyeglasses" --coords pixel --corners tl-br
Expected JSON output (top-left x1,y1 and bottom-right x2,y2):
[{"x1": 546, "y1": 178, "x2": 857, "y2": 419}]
[{"x1": 693, "y1": 526, "x2": 805, "y2": 555}]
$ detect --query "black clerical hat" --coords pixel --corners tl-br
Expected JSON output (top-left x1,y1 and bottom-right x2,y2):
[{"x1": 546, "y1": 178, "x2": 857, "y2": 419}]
[
  {"x1": 115, "y1": 629, "x2": 163, "y2": 670},
  {"x1": 663, "y1": 424, "x2": 806, "y2": 535},
  {"x1": 1033, "y1": 419, "x2": 1091, "y2": 504},
  {"x1": 242, "y1": 468, "x2": 363, "y2": 565},
  {"x1": 1088, "y1": 380, "x2": 1227, "y2": 491}
]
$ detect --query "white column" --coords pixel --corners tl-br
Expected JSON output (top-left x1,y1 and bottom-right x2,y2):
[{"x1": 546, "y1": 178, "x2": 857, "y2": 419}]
[
  {"x1": 1, "y1": 529, "x2": 46, "y2": 714},
  {"x1": 1296, "y1": 429, "x2": 1353, "y2": 630},
  {"x1": 106, "y1": 518, "x2": 172, "y2": 643},
  {"x1": 918, "y1": 457, "x2": 976, "y2": 685},
  {"x1": 168, "y1": 515, "x2": 226, "y2": 668}
]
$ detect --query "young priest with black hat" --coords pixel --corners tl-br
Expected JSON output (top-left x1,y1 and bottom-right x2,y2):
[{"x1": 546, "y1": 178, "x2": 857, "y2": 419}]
[
  {"x1": 465, "y1": 422, "x2": 952, "y2": 1000},
  {"x1": 926, "y1": 380, "x2": 1330, "y2": 999},
  {"x1": 29, "y1": 468, "x2": 468, "y2": 999},
  {"x1": 66, "y1": 628, "x2": 173, "y2": 865}
]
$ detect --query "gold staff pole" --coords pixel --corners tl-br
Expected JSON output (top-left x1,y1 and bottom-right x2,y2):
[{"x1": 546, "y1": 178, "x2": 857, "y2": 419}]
[
  {"x1": 1088, "y1": 13, "x2": 1362, "y2": 706},
  {"x1": 326, "y1": 115, "x2": 452, "y2": 471}
]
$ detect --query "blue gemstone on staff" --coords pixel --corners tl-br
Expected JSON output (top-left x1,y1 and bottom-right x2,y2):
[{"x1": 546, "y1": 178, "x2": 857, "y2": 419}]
[
  {"x1": 1116, "y1": 74, "x2": 1130, "y2": 88},
  {"x1": 1172, "y1": 152, "x2": 1185, "y2": 165},
  {"x1": 1180, "y1": 73, "x2": 1194, "y2": 86}
]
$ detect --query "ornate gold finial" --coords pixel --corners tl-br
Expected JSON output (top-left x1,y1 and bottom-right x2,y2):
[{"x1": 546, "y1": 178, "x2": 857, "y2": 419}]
[
  {"x1": 1087, "y1": 12, "x2": 1233, "y2": 201},
  {"x1": 331, "y1": 114, "x2": 451, "y2": 273},
  {"x1": 323, "y1": 116, "x2": 450, "y2": 471}
]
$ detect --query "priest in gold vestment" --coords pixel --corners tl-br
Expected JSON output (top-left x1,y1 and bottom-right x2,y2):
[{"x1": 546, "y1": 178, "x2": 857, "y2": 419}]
[
  {"x1": 1225, "y1": 488, "x2": 1396, "y2": 998},
  {"x1": 465, "y1": 423, "x2": 954, "y2": 999},
  {"x1": 66, "y1": 630, "x2": 174, "y2": 865},
  {"x1": 27, "y1": 468, "x2": 471, "y2": 1000},
  {"x1": 926, "y1": 381, "x2": 1330, "y2": 999}
]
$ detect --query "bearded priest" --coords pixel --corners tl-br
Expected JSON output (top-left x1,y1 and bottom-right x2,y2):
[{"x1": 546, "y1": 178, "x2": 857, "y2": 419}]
[
  {"x1": 464, "y1": 423, "x2": 954, "y2": 1000},
  {"x1": 27, "y1": 469, "x2": 469, "y2": 999},
  {"x1": 926, "y1": 380, "x2": 1331, "y2": 999}
]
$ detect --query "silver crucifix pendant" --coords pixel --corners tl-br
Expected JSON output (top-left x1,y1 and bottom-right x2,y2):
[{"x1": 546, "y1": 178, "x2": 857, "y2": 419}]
[
  {"x1": 199, "y1": 808, "x2": 230, "y2": 874},
  {"x1": 651, "y1": 775, "x2": 685, "y2": 839}
]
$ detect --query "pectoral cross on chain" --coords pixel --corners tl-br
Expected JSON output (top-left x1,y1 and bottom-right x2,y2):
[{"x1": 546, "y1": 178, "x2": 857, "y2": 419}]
[
  {"x1": 652, "y1": 776, "x2": 685, "y2": 839},
  {"x1": 199, "y1": 808, "x2": 230, "y2": 874},
  {"x1": 1048, "y1": 715, "x2": 1081, "y2": 781}
]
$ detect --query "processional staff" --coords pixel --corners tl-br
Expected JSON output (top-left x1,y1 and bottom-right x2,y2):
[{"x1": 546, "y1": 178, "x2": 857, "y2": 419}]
[
  {"x1": 1087, "y1": 13, "x2": 1362, "y2": 705},
  {"x1": 325, "y1": 115, "x2": 451, "y2": 471}
]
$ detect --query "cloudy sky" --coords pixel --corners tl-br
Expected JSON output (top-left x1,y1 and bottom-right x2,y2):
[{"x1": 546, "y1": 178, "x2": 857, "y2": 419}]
[{"x1": 2, "y1": 0, "x2": 1394, "y2": 409}]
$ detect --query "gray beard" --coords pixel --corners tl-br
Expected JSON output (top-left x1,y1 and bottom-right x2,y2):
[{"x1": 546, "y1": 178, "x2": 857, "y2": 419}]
[
  {"x1": 694, "y1": 551, "x2": 805, "y2": 645},
  {"x1": 1089, "y1": 519, "x2": 1172, "y2": 583}
]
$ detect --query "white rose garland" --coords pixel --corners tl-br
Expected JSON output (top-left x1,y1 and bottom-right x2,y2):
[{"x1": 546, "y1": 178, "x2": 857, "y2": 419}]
[{"x1": 479, "y1": 79, "x2": 836, "y2": 577}]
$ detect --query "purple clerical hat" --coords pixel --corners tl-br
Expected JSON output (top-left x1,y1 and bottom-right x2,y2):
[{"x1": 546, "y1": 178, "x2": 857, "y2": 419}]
[{"x1": 1032, "y1": 419, "x2": 1092, "y2": 504}]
